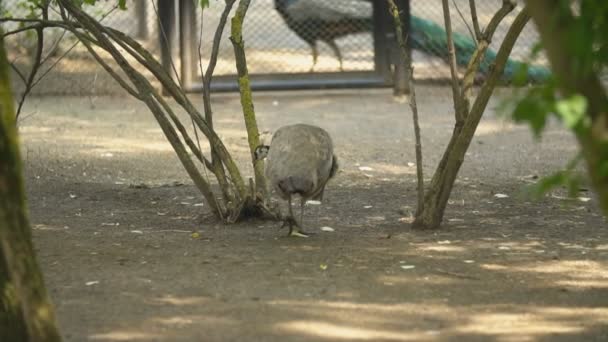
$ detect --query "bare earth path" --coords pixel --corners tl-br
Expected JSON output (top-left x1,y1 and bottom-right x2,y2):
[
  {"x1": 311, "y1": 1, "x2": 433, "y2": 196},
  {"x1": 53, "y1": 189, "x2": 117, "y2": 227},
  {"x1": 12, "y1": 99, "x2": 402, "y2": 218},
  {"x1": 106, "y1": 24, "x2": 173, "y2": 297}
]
[{"x1": 20, "y1": 89, "x2": 608, "y2": 341}]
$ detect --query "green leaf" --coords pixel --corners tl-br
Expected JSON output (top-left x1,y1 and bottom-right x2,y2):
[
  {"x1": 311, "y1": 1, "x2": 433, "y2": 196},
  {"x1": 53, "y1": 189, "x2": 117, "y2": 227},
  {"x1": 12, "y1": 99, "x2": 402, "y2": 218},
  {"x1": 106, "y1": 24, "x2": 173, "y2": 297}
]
[
  {"x1": 199, "y1": 0, "x2": 210, "y2": 9},
  {"x1": 512, "y1": 63, "x2": 529, "y2": 86},
  {"x1": 525, "y1": 153, "x2": 584, "y2": 199},
  {"x1": 528, "y1": 171, "x2": 567, "y2": 199},
  {"x1": 512, "y1": 94, "x2": 549, "y2": 137},
  {"x1": 118, "y1": 0, "x2": 127, "y2": 10},
  {"x1": 599, "y1": 159, "x2": 608, "y2": 179},
  {"x1": 554, "y1": 94, "x2": 588, "y2": 131},
  {"x1": 530, "y1": 42, "x2": 543, "y2": 59}
]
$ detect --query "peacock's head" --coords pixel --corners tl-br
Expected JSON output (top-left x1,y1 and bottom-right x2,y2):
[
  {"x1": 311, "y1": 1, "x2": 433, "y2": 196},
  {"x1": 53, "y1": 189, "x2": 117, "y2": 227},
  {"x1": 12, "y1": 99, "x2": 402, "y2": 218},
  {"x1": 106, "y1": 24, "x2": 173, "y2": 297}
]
[{"x1": 254, "y1": 145, "x2": 270, "y2": 161}]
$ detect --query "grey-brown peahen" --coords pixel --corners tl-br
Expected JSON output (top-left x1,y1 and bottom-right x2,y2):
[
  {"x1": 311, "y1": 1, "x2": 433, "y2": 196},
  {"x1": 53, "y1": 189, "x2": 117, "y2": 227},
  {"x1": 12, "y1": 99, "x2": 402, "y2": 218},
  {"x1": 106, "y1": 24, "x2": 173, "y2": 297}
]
[{"x1": 255, "y1": 124, "x2": 338, "y2": 237}]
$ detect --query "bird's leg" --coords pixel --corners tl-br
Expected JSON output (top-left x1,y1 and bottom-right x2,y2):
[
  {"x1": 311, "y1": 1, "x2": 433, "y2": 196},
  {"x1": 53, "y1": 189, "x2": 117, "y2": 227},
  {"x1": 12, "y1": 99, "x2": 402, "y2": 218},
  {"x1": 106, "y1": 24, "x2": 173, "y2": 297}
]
[
  {"x1": 327, "y1": 40, "x2": 343, "y2": 72},
  {"x1": 281, "y1": 194, "x2": 308, "y2": 238},
  {"x1": 297, "y1": 197, "x2": 314, "y2": 237},
  {"x1": 309, "y1": 42, "x2": 318, "y2": 73},
  {"x1": 299, "y1": 197, "x2": 304, "y2": 229}
]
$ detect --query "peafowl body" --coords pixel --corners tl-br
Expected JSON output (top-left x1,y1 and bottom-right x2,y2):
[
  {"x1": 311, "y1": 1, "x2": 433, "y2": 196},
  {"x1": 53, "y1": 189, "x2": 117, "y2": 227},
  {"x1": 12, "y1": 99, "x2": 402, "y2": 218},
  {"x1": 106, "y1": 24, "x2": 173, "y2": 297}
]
[
  {"x1": 255, "y1": 124, "x2": 338, "y2": 237},
  {"x1": 275, "y1": 0, "x2": 549, "y2": 82}
]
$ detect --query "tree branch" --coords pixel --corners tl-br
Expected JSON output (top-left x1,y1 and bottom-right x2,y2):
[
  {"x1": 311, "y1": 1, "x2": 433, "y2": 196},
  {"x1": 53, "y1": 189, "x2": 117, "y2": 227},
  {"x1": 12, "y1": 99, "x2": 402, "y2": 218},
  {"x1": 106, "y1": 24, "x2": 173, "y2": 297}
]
[
  {"x1": 460, "y1": 0, "x2": 515, "y2": 116},
  {"x1": 387, "y1": 0, "x2": 424, "y2": 213},
  {"x1": 452, "y1": 0, "x2": 476, "y2": 44},
  {"x1": 484, "y1": 0, "x2": 516, "y2": 42},
  {"x1": 441, "y1": 0, "x2": 463, "y2": 123},
  {"x1": 469, "y1": 0, "x2": 482, "y2": 40},
  {"x1": 15, "y1": 27, "x2": 44, "y2": 119},
  {"x1": 57, "y1": 0, "x2": 226, "y2": 216},
  {"x1": 230, "y1": 0, "x2": 267, "y2": 200},
  {"x1": 200, "y1": 0, "x2": 238, "y2": 206}
]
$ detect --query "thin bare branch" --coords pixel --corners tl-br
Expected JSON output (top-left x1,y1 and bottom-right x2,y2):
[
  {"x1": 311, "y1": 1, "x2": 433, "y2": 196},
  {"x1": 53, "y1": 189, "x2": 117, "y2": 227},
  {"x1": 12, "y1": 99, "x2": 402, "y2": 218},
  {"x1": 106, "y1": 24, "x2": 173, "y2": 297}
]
[
  {"x1": 469, "y1": 0, "x2": 482, "y2": 40},
  {"x1": 15, "y1": 27, "x2": 44, "y2": 119},
  {"x1": 204, "y1": 0, "x2": 236, "y2": 85},
  {"x1": 59, "y1": 19, "x2": 141, "y2": 99},
  {"x1": 414, "y1": 8, "x2": 531, "y2": 229},
  {"x1": 57, "y1": 0, "x2": 225, "y2": 216},
  {"x1": 9, "y1": 63, "x2": 26, "y2": 83},
  {"x1": 452, "y1": 0, "x2": 476, "y2": 45},
  {"x1": 6, "y1": 3, "x2": 119, "y2": 115},
  {"x1": 69, "y1": 6, "x2": 248, "y2": 201},
  {"x1": 31, "y1": 35, "x2": 82, "y2": 89},
  {"x1": 194, "y1": 8, "x2": 225, "y2": 220},
  {"x1": 200, "y1": 0, "x2": 238, "y2": 204},
  {"x1": 151, "y1": 0, "x2": 182, "y2": 87},
  {"x1": 387, "y1": 0, "x2": 425, "y2": 213},
  {"x1": 484, "y1": 0, "x2": 516, "y2": 42},
  {"x1": 459, "y1": 0, "x2": 516, "y2": 117},
  {"x1": 441, "y1": 0, "x2": 463, "y2": 123}
]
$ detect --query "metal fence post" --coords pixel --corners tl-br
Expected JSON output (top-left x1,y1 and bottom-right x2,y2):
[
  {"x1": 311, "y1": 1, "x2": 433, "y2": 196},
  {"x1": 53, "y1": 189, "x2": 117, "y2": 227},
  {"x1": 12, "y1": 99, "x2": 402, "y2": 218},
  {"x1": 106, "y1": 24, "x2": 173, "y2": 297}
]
[
  {"x1": 135, "y1": 0, "x2": 148, "y2": 39},
  {"x1": 158, "y1": 0, "x2": 178, "y2": 94},
  {"x1": 179, "y1": 0, "x2": 197, "y2": 91}
]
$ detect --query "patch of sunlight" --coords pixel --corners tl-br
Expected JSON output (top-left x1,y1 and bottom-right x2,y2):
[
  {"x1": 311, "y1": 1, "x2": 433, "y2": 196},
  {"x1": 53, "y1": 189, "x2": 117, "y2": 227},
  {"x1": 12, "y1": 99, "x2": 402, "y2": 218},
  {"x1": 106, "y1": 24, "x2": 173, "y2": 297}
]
[
  {"x1": 415, "y1": 245, "x2": 467, "y2": 253},
  {"x1": 268, "y1": 300, "x2": 447, "y2": 315},
  {"x1": 480, "y1": 264, "x2": 509, "y2": 271},
  {"x1": 481, "y1": 260, "x2": 608, "y2": 289},
  {"x1": 335, "y1": 291, "x2": 358, "y2": 299},
  {"x1": 152, "y1": 295, "x2": 210, "y2": 306},
  {"x1": 513, "y1": 260, "x2": 608, "y2": 279},
  {"x1": 37, "y1": 134, "x2": 176, "y2": 154},
  {"x1": 89, "y1": 331, "x2": 160, "y2": 341},
  {"x1": 557, "y1": 242, "x2": 589, "y2": 250},
  {"x1": 596, "y1": 244, "x2": 608, "y2": 250},
  {"x1": 534, "y1": 307, "x2": 608, "y2": 321},
  {"x1": 275, "y1": 320, "x2": 434, "y2": 341},
  {"x1": 378, "y1": 275, "x2": 458, "y2": 286},
  {"x1": 19, "y1": 126, "x2": 54, "y2": 133},
  {"x1": 556, "y1": 280, "x2": 608, "y2": 288},
  {"x1": 151, "y1": 315, "x2": 236, "y2": 327},
  {"x1": 32, "y1": 224, "x2": 69, "y2": 231},
  {"x1": 154, "y1": 316, "x2": 194, "y2": 326},
  {"x1": 456, "y1": 312, "x2": 583, "y2": 335},
  {"x1": 280, "y1": 245, "x2": 321, "y2": 252},
  {"x1": 365, "y1": 162, "x2": 416, "y2": 175},
  {"x1": 474, "y1": 121, "x2": 516, "y2": 136},
  {"x1": 143, "y1": 128, "x2": 164, "y2": 134},
  {"x1": 489, "y1": 241, "x2": 547, "y2": 252}
]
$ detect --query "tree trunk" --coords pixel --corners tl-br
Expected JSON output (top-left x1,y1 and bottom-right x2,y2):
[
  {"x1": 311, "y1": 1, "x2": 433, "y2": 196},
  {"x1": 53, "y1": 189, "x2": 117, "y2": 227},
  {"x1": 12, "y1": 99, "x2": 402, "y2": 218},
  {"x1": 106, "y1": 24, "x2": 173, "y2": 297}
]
[
  {"x1": 414, "y1": 9, "x2": 531, "y2": 229},
  {"x1": 0, "y1": 252, "x2": 28, "y2": 341},
  {"x1": 0, "y1": 28, "x2": 62, "y2": 342},
  {"x1": 525, "y1": 0, "x2": 608, "y2": 216},
  {"x1": 230, "y1": 0, "x2": 268, "y2": 200}
]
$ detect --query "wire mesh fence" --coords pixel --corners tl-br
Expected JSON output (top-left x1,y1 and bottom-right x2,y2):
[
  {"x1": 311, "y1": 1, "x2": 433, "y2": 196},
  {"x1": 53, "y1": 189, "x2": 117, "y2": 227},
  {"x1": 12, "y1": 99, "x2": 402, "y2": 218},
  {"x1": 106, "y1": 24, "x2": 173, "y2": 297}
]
[{"x1": 1, "y1": 0, "x2": 546, "y2": 95}]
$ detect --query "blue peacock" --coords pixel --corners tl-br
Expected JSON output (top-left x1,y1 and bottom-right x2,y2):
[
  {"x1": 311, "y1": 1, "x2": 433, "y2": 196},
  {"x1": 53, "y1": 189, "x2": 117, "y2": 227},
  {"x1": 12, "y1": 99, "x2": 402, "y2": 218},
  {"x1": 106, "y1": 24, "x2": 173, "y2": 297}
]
[{"x1": 274, "y1": 0, "x2": 549, "y2": 82}]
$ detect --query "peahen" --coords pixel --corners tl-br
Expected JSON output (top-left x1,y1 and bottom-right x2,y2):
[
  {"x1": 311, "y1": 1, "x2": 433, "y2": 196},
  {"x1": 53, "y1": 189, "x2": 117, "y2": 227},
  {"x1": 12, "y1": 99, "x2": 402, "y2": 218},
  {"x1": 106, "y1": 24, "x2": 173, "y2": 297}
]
[
  {"x1": 255, "y1": 124, "x2": 338, "y2": 237},
  {"x1": 275, "y1": 0, "x2": 549, "y2": 82}
]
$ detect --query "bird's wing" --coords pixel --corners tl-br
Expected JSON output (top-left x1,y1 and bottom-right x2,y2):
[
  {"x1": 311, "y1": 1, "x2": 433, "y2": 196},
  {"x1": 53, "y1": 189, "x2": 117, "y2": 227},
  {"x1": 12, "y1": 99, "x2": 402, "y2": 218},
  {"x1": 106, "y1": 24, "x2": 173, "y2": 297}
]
[{"x1": 287, "y1": 0, "x2": 372, "y2": 22}]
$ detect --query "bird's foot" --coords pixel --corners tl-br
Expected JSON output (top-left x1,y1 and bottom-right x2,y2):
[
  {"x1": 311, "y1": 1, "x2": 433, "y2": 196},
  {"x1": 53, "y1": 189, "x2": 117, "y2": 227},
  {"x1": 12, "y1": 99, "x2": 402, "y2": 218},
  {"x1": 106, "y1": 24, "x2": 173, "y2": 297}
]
[
  {"x1": 293, "y1": 230, "x2": 316, "y2": 238},
  {"x1": 280, "y1": 217, "x2": 311, "y2": 238},
  {"x1": 290, "y1": 230, "x2": 310, "y2": 238}
]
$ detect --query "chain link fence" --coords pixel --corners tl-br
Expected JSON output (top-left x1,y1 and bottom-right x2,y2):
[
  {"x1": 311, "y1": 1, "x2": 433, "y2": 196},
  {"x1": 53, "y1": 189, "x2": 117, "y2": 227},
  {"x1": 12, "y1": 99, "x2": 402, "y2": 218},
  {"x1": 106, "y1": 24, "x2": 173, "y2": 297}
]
[{"x1": 2, "y1": 0, "x2": 546, "y2": 95}]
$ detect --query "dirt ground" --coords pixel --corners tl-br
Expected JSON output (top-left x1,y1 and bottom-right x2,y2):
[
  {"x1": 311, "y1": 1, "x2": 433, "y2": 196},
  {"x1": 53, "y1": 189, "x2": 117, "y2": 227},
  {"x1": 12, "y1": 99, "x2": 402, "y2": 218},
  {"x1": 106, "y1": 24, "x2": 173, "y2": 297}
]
[{"x1": 19, "y1": 88, "x2": 608, "y2": 341}]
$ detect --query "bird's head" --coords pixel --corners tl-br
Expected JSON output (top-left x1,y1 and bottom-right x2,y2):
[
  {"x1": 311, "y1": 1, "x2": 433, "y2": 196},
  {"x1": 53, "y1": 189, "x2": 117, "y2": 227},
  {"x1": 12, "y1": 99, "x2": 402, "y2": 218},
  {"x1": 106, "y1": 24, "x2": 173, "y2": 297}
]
[{"x1": 254, "y1": 145, "x2": 270, "y2": 161}]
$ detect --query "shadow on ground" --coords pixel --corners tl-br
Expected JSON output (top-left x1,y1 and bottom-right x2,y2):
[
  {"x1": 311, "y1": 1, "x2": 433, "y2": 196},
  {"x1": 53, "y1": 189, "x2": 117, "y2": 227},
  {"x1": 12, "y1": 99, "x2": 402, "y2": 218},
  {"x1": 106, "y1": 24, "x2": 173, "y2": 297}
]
[{"x1": 21, "y1": 92, "x2": 608, "y2": 341}]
